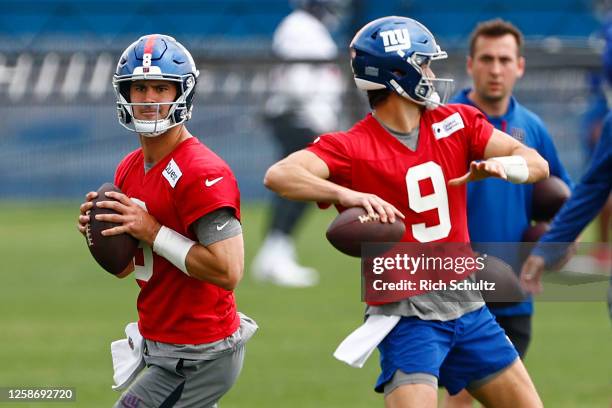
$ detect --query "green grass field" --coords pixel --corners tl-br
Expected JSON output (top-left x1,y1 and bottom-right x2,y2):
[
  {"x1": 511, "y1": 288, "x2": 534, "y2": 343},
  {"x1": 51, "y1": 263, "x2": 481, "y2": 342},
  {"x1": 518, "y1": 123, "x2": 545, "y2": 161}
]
[{"x1": 0, "y1": 202, "x2": 610, "y2": 407}]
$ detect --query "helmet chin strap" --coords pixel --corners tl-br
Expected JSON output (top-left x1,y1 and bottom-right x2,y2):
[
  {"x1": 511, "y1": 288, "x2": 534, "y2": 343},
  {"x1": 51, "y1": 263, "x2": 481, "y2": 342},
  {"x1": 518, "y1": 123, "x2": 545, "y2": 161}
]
[
  {"x1": 391, "y1": 79, "x2": 441, "y2": 111},
  {"x1": 132, "y1": 101, "x2": 180, "y2": 137},
  {"x1": 134, "y1": 118, "x2": 174, "y2": 137},
  {"x1": 398, "y1": 91, "x2": 440, "y2": 110},
  {"x1": 424, "y1": 92, "x2": 441, "y2": 110}
]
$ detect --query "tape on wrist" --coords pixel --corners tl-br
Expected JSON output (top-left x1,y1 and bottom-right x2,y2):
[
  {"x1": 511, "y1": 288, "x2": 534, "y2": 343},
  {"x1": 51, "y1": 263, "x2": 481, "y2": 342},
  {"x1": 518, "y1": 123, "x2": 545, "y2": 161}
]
[
  {"x1": 490, "y1": 155, "x2": 529, "y2": 183},
  {"x1": 152, "y1": 226, "x2": 196, "y2": 275}
]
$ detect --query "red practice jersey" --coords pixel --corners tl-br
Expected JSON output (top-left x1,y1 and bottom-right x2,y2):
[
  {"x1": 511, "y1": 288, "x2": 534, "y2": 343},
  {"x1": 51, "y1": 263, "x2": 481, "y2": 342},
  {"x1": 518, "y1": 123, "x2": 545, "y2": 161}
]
[
  {"x1": 307, "y1": 105, "x2": 493, "y2": 243},
  {"x1": 114, "y1": 137, "x2": 241, "y2": 344}
]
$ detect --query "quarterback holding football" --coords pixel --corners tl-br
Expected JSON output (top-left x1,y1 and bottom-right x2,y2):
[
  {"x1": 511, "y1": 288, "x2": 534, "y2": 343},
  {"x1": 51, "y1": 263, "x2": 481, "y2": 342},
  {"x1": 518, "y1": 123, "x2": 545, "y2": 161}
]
[
  {"x1": 77, "y1": 34, "x2": 256, "y2": 408},
  {"x1": 265, "y1": 16, "x2": 548, "y2": 407}
]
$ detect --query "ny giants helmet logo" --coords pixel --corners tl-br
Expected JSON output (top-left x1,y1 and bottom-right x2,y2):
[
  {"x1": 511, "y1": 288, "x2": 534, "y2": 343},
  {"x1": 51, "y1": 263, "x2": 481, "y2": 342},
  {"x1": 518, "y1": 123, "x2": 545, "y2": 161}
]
[{"x1": 380, "y1": 29, "x2": 411, "y2": 53}]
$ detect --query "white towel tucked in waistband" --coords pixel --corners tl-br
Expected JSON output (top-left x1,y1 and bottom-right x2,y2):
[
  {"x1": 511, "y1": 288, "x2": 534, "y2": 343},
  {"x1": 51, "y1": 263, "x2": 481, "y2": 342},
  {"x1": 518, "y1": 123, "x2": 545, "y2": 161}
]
[
  {"x1": 333, "y1": 315, "x2": 400, "y2": 368},
  {"x1": 111, "y1": 322, "x2": 145, "y2": 391}
]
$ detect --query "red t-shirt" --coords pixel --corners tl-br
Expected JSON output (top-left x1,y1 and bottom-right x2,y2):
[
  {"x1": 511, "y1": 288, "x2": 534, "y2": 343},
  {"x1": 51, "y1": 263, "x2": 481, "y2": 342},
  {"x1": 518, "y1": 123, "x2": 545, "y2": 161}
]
[
  {"x1": 114, "y1": 137, "x2": 241, "y2": 344},
  {"x1": 307, "y1": 105, "x2": 493, "y2": 243}
]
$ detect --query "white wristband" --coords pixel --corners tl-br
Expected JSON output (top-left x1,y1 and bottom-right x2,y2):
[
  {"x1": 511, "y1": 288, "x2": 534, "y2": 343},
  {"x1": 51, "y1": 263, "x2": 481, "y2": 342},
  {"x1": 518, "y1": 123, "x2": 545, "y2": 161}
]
[
  {"x1": 490, "y1": 156, "x2": 529, "y2": 184},
  {"x1": 152, "y1": 226, "x2": 196, "y2": 275}
]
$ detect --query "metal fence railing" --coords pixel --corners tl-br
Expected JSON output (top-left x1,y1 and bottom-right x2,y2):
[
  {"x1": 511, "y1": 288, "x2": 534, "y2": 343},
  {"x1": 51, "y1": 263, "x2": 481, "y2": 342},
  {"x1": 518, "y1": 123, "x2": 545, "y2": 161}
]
[{"x1": 0, "y1": 44, "x2": 604, "y2": 199}]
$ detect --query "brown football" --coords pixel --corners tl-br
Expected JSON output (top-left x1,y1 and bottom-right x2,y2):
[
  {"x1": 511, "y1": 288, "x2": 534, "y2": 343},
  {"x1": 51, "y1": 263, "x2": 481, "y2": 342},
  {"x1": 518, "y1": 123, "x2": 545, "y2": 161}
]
[
  {"x1": 532, "y1": 176, "x2": 570, "y2": 221},
  {"x1": 476, "y1": 255, "x2": 527, "y2": 307},
  {"x1": 85, "y1": 183, "x2": 138, "y2": 275},
  {"x1": 326, "y1": 207, "x2": 406, "y2": 257}
]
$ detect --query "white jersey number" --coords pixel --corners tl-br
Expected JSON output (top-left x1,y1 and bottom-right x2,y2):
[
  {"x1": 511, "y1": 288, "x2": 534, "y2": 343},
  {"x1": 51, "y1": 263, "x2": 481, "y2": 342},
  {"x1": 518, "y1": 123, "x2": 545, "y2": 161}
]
[
  {"x1": 405, "y1": 161, "x2": 451, "y2": 242},
  {"x1": 142, "y1": 53, "x2": 152, "y2": 67}
]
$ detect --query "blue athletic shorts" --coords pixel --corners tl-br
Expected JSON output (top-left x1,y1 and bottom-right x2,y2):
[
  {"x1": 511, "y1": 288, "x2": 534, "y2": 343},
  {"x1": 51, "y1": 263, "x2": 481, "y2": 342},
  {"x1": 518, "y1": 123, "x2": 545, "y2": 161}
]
[{"x1": 375, "y1": 306, "x2": 518, "y2": 395}]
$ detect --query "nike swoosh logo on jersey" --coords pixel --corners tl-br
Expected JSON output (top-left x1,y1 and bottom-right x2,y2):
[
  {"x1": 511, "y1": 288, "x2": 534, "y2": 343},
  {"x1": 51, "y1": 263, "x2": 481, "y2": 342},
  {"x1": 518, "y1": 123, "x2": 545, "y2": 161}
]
[
  {"x1": 216, "y1": 220, "x2": 230, "y2": 231},
  {"x1": 205, "y1": 177, "x2": 223, "y2": 187}
]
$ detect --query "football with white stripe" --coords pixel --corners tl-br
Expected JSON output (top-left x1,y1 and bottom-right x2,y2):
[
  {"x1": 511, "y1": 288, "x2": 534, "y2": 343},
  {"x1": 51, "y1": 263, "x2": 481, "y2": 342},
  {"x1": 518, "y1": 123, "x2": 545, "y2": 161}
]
[{"x1": 326, "y1": 207, "x2": 406, "y2": 257}]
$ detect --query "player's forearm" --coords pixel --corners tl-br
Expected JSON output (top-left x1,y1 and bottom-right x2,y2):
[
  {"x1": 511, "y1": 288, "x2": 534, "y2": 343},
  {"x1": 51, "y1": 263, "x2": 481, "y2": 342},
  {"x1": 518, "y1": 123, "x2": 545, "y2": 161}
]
[
  {"x1": 512, "y1": 145, "x2": 549, "y2": 183},
  {"x1": 185, "y1": 235, "x2": 244, "y2": 290},
  {"x1": 484, "y1": 129, "x2": 549, "y2": 183},
  {"x1": 152, "y1": 226, "x2": 244, "y2": 290},
  {"x1": 264, "y1": 161, "x2": 345, "y2": 204}
]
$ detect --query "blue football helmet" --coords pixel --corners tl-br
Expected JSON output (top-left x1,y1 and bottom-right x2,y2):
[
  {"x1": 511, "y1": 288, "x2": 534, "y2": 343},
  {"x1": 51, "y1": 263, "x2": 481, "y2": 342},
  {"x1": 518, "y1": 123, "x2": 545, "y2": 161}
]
[
  {"x1": 113, "y1": 34, "x2": 199, "y2": 137},
  {"x1": 350, "y1": 16, "x2": 453, "y2": 109}
]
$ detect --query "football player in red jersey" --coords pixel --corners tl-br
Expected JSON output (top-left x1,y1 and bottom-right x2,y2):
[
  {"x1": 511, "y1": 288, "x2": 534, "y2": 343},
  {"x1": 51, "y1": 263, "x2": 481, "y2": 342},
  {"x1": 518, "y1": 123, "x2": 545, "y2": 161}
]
[
  {"x1": 77, "y1": 35, "x2": 256, "y2": 407},
  {"x1": 265, "y1": 17, "x2": 547, "y2": 408}
]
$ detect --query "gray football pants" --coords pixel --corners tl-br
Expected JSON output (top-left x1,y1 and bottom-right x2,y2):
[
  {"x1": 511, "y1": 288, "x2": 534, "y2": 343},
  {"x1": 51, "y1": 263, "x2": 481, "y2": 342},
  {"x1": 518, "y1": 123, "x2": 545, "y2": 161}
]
[{"x1": 113, "y1": 345, "x2": 245, "y2": 408}]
